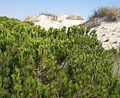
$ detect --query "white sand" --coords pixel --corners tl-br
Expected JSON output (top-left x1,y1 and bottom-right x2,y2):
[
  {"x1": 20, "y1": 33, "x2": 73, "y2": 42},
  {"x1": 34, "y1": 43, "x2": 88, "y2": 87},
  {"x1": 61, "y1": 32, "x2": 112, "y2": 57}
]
[
  {"x1": 34, "y1": 14, "x2": 86, "y2": 30},
  {"x1": 93, "y1": 22, "x2": 120, "y2": 50},
  {"x1": 29, "y1": 14, "x2": 120, "y2": 50}
]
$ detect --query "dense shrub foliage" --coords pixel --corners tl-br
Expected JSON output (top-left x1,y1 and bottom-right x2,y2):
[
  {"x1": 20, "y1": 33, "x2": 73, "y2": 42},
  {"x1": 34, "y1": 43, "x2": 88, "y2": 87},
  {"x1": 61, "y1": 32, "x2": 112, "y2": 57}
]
[{"x1": 0, "y1": 16, "x2": 120, "y2": 97}]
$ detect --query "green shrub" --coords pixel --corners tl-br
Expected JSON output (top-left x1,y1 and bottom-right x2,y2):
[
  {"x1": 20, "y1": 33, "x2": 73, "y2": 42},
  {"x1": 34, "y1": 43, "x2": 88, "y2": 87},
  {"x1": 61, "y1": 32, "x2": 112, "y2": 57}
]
[{"x1": 0, "y1": 16, "x2": 120, "y2": 97}]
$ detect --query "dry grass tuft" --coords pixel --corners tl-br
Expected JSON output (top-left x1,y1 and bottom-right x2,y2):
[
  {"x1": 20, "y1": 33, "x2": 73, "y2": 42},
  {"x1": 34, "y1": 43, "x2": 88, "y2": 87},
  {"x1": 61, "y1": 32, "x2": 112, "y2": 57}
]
[
  {"x1": 66, "y1": 15, "x2": 83, "y2": 20},
  {"x1": 41, "y1": 12, "x2": 56, "y2": 17},
  {"x1": 41, "y1": 12, "x2": 58, "y2": 21},
  {"x1": 24, "y1": 16, "x2": 33, "y2": 21},
  {"x1": 24, "y1": 16, "x2": 40, "y2": 23},
  {"x1": 76, "y1": 16, "x2": 83, "y2": 20},
  {"x1": 92, "y1": 6, "x2": 120, "y2": 21}
]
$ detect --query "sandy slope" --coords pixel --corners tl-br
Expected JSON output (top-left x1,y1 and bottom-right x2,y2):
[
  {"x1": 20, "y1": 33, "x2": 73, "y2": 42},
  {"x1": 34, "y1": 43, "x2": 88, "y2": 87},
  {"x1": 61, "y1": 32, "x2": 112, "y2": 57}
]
[
  {"x1": 28, "y1": 15, "x2": 120, "y2": 50},
  {"x1": 94, "y1": 21, "x2": 120, "y2": 50},
  {"x1": 34, "y1": 15, "x2": 86, "y2": 30}
]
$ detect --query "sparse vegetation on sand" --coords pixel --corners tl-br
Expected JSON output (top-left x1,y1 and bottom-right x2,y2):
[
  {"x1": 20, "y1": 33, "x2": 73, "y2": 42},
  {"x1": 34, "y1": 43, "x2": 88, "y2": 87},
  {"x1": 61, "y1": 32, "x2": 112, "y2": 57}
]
[
  {"x1": 66, "y1": 15, "x2": 83, "y2": 20},
  {"x1": 91, "y1": 6, "x2": 120, "y2": 21},
  {"x1": 24, "y1": 16, "x2": 32, "y2": 21},
  {"x1": 41, "y1": 12, "x2": 57, "y2": 17},
  {"x1": 24, "y1": 13, "x2": 84, "y2": 23},
  {"x1": 24, "y1": 16, "x2": 40, "y2": 22},
  {"x1": 41, "y1": 12, "x2": 58, "y2": 21}
]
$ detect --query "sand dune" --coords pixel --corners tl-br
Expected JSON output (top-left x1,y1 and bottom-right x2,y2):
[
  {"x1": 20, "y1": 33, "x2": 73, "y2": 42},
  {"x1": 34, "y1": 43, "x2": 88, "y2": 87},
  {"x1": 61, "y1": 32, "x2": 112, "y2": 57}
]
[
  {"x1": 26, "y1": 14, "x2": 120, "y2": 50},
  {"x1": 93, "y1": 21, "x2": 120, "y2": 50},
  {"x1": 31, "y1": 14, "x2": 86, "y2": 30}
]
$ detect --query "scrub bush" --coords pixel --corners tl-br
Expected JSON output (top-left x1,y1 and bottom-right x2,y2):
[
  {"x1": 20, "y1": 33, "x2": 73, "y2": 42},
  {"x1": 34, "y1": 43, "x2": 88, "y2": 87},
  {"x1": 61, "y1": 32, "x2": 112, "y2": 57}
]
[
  {"x1": 0, "y1": 16, "x2": 120, "y2": 97},
  {"x1": 92, "y1": 6, "x2": 120, "y2": 21}
]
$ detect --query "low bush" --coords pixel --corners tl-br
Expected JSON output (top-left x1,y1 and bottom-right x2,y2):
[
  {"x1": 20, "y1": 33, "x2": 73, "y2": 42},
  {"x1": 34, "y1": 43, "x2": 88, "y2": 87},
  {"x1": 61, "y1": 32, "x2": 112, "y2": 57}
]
[
  {"x1": 92, "y1": 6, "x2": 120, "y2": 21},
  {"x1": 66, "y1": 15, "x2": 83, "y2": 20},
  {"x1": 0, "y1": 16, "x2": 120, "y2": 97}
]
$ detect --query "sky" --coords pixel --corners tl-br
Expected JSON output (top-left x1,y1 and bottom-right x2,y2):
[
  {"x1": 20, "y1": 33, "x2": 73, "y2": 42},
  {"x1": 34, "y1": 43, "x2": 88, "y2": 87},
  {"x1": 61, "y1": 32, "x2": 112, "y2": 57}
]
[{"x1": 0, "y1": 0, "x2": 120, "y2": 20}]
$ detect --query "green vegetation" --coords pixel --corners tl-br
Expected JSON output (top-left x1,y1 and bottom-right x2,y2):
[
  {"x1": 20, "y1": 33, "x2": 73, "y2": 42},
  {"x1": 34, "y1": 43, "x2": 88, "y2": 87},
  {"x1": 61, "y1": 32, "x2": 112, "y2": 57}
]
[
  {"x1": 66, "y1": 15, "x2": 83, "y2": 20},
  {"x1": 92, "y1": 6, "x2": 120, "y2": 21},
  {"x1": 0, "y1": 16, "x2": 120, "y2": 97}
]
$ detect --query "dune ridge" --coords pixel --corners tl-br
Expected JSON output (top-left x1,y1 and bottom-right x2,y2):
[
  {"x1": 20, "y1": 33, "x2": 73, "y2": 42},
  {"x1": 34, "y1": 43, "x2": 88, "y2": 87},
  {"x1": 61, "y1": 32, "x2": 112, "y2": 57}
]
[{"x1": 25, "y1": 14, "x2": 120, "y2": 50}]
